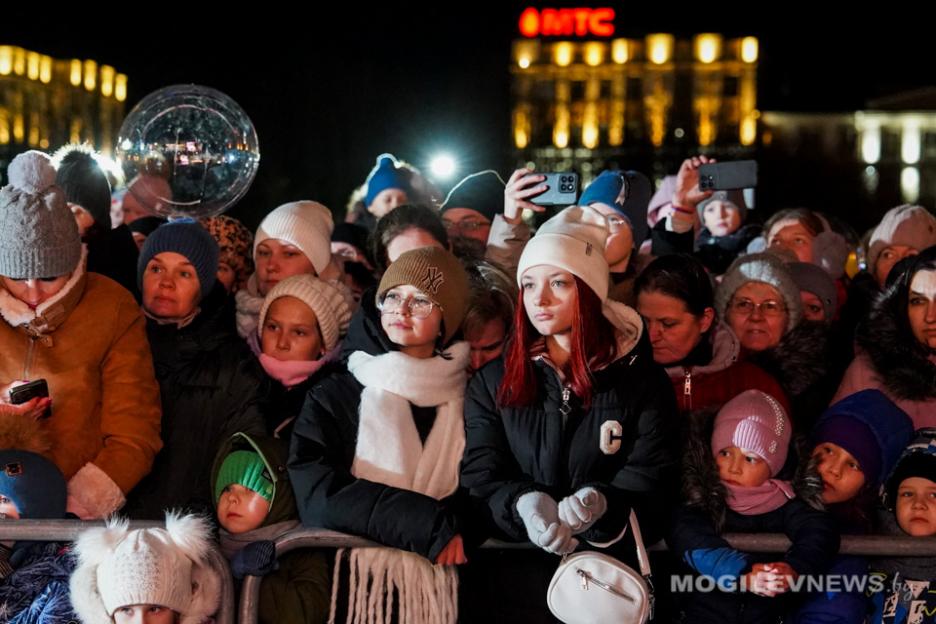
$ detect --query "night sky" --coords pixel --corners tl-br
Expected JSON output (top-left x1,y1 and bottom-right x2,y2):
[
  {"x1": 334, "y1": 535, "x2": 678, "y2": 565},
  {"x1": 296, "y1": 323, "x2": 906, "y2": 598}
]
[{"x1": 4, "y1": 6, "x2": 936, "y2": 228}]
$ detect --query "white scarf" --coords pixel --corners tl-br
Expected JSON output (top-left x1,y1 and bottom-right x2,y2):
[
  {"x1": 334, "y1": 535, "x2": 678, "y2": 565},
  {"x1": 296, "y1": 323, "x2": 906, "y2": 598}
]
[{"x1": 330, "y1": 342, "x2": 469, "y2": 624}]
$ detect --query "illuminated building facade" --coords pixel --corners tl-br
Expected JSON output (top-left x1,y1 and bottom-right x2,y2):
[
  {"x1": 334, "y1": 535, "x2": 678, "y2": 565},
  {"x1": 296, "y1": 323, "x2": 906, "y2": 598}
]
[
  {"x1": 511, "y1": 7, "x2": 758, "y2": 183},
  {"x1": 0, "y1": 45, "x2": 127, "y2": 182}
]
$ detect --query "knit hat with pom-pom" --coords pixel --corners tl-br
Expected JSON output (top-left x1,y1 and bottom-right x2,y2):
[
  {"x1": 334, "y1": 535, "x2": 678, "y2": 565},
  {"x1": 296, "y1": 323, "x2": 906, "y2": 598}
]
[{"x1": 0, "y1": 151, "x2": 81, "y2": 278}]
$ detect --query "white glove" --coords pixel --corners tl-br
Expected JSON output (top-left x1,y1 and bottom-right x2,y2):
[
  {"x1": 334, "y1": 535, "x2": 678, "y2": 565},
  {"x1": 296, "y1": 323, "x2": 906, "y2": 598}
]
[
  {"x1": 516, "y1": 491, "x2": 579, "y2": 555},
  {"x1": 557, "y1": 487, "x2": 608, "y2": 535}
]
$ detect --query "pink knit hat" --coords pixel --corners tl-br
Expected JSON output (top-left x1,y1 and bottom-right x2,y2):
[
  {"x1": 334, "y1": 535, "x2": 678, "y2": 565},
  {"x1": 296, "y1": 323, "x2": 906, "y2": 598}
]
[{"x1": 711, "y1": 390, "x2": 791, "y2": 476}]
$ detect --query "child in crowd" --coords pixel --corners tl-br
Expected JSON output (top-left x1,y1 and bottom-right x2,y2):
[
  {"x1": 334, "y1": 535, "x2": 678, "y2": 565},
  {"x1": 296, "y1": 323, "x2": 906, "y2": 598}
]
[
  {"x1": 257, "y1": 275, "x2": 351, "y2": 439},
  {"x1": 670, "y1": 390, "x2": 839, "y2": 623},
  {"x1": 871, "y1": 428, "x2": 936, "y2": 624},
  {"x1": 793, "y1": 389, "x2": 914, "y2": 623},
  {"x1": 211, "y1": 432, "x2": 329, "y2": 624},
  {"x1": 70, "y1": 512, "x2": 222, "y2": 624},
  {"x1": 0, "y1": 450, "x2": 77, "y2": 623}
]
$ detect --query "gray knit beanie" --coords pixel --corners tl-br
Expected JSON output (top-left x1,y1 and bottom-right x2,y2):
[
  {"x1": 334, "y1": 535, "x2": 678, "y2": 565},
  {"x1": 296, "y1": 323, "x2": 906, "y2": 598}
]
[
  {"x1": 137, "y1": 220, "x2": 219, "y2": 296},
  {"x1": 0, "y1": 151, "x2": 81, "y2": 278},
  {"x1": 715, "y1": 252, "x2": 802, "y2": 331}
]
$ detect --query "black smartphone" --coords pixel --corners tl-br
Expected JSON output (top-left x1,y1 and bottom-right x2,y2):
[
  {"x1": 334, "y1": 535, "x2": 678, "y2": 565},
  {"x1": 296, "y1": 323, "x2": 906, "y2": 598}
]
[
  {"x1": 9, "y1": 379, "x2": 51, "y2": 419},
  {"x1": 529, "y1": 172, "x2": 579, "y2": 207},
  {"x1": 698, "y1": 160, "x2": 758, "y2": 191}
]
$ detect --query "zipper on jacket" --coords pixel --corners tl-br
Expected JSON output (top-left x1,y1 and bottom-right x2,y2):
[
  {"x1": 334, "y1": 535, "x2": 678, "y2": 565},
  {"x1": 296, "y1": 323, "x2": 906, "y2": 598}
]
[
  {"x1": 560, "y1": 385, "x2": 571, "y2": 416},
  {"x1": 22, "y1": 336, "x2": 37, "y2": 379},
  {"x1": 682, "y1": 368, "x2": 692, "y2": 411},
  {"x1": 575, "y1": 568, "x2": 635, "y2": 602}
]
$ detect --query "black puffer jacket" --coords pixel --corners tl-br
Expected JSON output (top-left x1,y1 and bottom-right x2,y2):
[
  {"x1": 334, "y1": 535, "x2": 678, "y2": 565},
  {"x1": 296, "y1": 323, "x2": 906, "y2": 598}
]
[
  {"x1": 289, "y1": 302, "x2": 480, "y2": 562},
  {"x1": 460, "y1": 301, "x2": 680, "y2": 548},
  {"x1": 668, "y1": 410, "x2": 839, "y2": 624},
  {"x1": 124, "y1": 283, "x2": 266, "y2": 518}
]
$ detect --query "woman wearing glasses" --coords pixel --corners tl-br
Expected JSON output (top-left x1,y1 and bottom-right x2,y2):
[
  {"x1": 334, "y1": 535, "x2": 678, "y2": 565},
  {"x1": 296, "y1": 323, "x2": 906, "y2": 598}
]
[
  {"x1": 716, "y1": 253, "x2": 836, "y2": 430},
  {"x1": 635, "y1": 253, "x2": 789, "y2": 415},
  {"x1": 289, "y1": 246, "x2": 472, "y2": 624},
  {"x1": 460, "y1": 206, "x2": 678, "y2": 619}
]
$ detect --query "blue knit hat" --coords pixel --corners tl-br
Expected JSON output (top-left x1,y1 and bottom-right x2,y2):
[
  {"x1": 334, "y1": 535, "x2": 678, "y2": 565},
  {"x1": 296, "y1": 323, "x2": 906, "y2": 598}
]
[
  {"x1": 364, "y1": 154, "x2": 412, "y2": 207},
  {"x1": 0, "y1": 450, "x2": 66, "y2": 519},
  {"x1": 813, "y1": 390, "x2": 913, "y2": 488},
  {"x1": 885, "y1": 427, "x2": 936, "y2": 510},
  {"x1": 578, "y1": 170, "x2": 651, "y2": 245},
  {"x1": 137, "y1": 219, "x2": 219, "y2": 296}
]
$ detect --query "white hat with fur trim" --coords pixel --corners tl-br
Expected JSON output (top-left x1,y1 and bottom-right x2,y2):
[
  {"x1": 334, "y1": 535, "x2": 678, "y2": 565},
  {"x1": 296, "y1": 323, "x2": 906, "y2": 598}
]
[{"x1": 70, "y1": 513, "x2": 222, "y2": 623}]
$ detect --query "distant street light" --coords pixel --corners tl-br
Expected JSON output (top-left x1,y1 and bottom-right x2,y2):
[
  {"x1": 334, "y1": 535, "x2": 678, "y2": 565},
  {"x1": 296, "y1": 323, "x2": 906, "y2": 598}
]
[{"x1": 430, "y1": 154, "x2": 457, "y2": 180}]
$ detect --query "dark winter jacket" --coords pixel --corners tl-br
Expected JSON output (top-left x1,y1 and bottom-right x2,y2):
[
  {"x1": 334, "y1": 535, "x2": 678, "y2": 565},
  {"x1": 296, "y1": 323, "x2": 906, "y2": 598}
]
[
  {"x1": 650, "y1": 220, "x2": 760, "y2": 275},
  {"x1": 837, "y1": 253, "x2": 936, "y2": 427},
  {"x1": 665, "y1": 323, "x2": 790, "y2": 415},
  {"x1": 289, "y1": 301, "x2": 478, "y2": 562},
  {"x1": 749, "y1": 321, "x2": 840, "y2": 433},
  {"x1": 212, "y1": 433, "x2": 329, "y2": 624},
  {"x1": 124, "y1": 283, "x2": 266, "y2": 519},
  {"x1": 258, "y1": 372, "x2": 324, "y2": 441},
  {"x1": 460, "y1": 301, "x2": 680, "y2": 548},
  {"x1": 668, "y1": 410, "x2": 840, "y2": 624},
  {"x1": 0, "y1": 542, "x2": 77, "y2": 624}
]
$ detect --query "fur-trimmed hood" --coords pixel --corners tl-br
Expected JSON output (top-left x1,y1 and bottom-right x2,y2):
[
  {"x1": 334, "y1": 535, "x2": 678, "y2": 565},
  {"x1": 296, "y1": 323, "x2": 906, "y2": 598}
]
[
  {"x1": 857, "y1": 268, "x2": 936, "y2": 402},
  {"x1": 681, "y1": 408, "x2": 824, "y2": 532},
  {"x1": 750, "y1": 320, "x2": 830, "y2": 399}
]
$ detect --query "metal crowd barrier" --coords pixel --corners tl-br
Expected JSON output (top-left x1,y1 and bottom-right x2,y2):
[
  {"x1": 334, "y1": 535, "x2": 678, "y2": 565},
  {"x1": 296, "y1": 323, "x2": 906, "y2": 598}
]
[
  {"x1": 238, "y1": 527, "x2": 936, "y2": 623},
  {"x1": 0, "y1": 519, "x2": 236, "y2": 624}
]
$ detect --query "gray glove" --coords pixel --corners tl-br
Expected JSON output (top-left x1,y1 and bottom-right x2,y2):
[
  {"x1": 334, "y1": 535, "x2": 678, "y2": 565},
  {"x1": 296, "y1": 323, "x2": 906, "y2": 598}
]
[
  {"x1": 557, "y1": 487, "x2": 608, "y2": 535},
  {"x1": 516, "y1": 491, "x2": 578, "y2": 555}
]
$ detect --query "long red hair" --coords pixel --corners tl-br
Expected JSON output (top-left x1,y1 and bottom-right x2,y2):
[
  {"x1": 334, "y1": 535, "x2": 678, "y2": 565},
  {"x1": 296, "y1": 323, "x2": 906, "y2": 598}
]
[{"x1": 498, "y1": 275, "x2": 617, "y2": 409}]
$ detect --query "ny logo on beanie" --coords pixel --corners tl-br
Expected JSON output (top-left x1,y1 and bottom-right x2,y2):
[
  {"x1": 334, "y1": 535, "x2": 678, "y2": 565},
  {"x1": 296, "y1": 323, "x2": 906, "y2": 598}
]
[{"x1": 424, "y1": 266, "x2": 444, "y2": 294}]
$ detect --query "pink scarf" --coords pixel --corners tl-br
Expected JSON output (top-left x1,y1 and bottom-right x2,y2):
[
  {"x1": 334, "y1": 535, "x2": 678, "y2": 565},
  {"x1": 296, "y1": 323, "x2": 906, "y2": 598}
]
[
  {"x1": 724, "y1": 479, "x2": 795, "y2": 515},
  {"x1": 258, "y1": 353, "x2": 330, "y2": 388}
]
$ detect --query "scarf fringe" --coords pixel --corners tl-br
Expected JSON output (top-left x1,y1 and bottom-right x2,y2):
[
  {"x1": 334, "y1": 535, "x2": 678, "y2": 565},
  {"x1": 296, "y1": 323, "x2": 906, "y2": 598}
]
[{"x1": 328, "y1": 548, "x2": 458, "y2": 624}]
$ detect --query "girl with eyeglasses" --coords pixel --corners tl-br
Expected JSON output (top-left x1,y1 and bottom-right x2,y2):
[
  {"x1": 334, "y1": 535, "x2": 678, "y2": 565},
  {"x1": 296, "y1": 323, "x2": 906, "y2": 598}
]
[{"x1": 289, "y1": 246, "x2": 474, "y2": 624}]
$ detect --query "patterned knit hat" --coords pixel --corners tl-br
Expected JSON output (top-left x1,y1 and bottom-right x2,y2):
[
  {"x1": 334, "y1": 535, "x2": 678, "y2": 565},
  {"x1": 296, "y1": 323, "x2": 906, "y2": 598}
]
[
  {"x1": 200, "y1": 215, "x2": 255, "y2": 292},
  {"x1": 254, "y1": 201, "x2": 334, "y2": 276},
  {"x1": 711, "y1": 390, "x2": 791, "y2": 476},
  {"x1": 0, "y1": 151, "x2": 81, "y2": 278},
  {"x1": 258, "y1": 274, "x2": 352, "y2": 352},
  {"x1": 377, "y1": 246, "x2": 469, "y2": 344},
  {"x1": 71, "y1": 513, "x2": 221, "y2": 620},
  {"x1": 137, "y1": 220, "x2": 220, "y2": 296},
  {"x1": 715, "y1": 253, "x2": 803, "y2": 332}
]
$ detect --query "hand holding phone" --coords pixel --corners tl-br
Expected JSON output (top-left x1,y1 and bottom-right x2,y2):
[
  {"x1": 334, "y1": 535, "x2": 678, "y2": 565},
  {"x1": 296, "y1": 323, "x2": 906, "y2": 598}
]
[
  {"x1": 5, "y1": 379, "x2": 51, "y2": 420},
  {"x1": 504, "y1": 168, "x2": 548, "y2": 224}
]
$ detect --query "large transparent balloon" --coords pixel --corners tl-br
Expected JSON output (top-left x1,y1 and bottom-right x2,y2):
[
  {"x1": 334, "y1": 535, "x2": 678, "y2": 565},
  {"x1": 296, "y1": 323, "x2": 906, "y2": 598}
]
[{"x1": 115, "y1": 85, "x2": 260, "y2": 218}]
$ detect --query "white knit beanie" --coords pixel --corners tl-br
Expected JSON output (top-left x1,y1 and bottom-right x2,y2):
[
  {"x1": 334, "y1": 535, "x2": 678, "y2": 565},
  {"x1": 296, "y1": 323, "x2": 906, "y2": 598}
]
[
  {"x1": 70, "y1": 513, "x2": 220, "y2": 622},
  {"x1": 258, "y1": 274, "x2": 352, "y2": 352},
  {"x1": 516, "y1": 205, "x2": 610, "y2": 301},
  {"x1": 254, "y1": 201, "x2": 334, "y2": 276}
]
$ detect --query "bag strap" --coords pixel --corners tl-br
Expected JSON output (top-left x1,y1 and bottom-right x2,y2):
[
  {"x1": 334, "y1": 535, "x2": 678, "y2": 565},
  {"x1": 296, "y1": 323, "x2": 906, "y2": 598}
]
[{"x1": 628, "y1": 509, "x2": 651, "y2": 578}]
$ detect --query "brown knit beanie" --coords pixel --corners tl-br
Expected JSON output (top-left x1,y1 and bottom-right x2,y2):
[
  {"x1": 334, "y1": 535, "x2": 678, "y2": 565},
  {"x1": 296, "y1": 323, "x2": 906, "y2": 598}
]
[{"x1": 377, "y1": 246, "x2": 469, "y2": 344}]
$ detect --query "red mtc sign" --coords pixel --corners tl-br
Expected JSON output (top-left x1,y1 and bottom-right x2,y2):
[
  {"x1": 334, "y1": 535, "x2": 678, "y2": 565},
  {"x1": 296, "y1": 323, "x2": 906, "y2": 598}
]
[{"x1": 518, "y1": 7, "x2": 616, "y2": 38}]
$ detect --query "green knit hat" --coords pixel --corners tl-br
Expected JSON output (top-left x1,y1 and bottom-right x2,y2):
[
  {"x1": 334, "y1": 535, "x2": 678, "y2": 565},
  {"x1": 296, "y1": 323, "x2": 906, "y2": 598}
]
[{"x1": 213, "y1": 450, "x2": 274, "y2": 504}]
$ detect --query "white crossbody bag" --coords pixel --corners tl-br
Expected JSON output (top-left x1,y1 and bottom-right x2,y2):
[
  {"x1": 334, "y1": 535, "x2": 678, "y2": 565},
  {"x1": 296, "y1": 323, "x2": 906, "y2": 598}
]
[{"x1": 546, "y1": 509, "x2": 654, "y2": 624}]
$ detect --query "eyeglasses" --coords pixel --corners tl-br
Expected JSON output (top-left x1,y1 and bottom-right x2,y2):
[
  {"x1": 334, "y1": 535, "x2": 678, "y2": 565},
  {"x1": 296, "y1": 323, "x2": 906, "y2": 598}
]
[
  {"x1": 729, "y1": 298, "x2": 786, "y2": 317},
  {"x1": 443, "y1": 218, "x2": 490, "y2": 233},
  {"x1": 377, "y1": 291, "x2": 437, "y2": 319}
]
